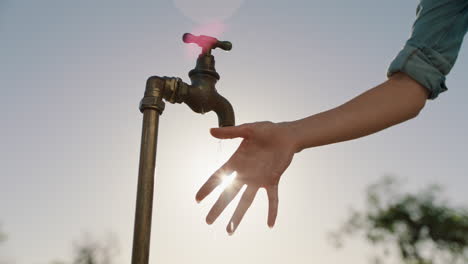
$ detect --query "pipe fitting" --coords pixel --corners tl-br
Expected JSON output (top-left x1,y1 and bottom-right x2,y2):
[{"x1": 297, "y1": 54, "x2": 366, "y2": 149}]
[
  {"x1": 162, "y1": 77, "x2": 189, "y2": 104},
  {"x1": 139, "y1": 76, "x2": 166, "y2": 113}
]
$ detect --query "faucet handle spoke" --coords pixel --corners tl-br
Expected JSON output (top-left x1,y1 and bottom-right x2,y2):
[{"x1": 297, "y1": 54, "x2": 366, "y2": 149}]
[
  {"x1": 183, "y1": 33, "x2": 232, "y2": 55},
  {"x1": 216, "y1": 40, "x2": 232, "y2": 51}
]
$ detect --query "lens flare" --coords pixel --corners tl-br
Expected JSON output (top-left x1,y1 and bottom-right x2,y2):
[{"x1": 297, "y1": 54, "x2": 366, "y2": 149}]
[
  {"x1": 220, "y1": 171, "x2": 237, "y2": 190},
  {"x1": 183, "y1": 22, "x2": 227, "y2": 59},
  {"x1": 173, "y1": 0, "x2": 244, "y2": 59}
]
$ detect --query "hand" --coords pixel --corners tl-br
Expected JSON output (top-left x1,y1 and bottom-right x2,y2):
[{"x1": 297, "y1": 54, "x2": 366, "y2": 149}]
[{"x1": 196, "y1": 121, "x2": 297, "y2": 235}]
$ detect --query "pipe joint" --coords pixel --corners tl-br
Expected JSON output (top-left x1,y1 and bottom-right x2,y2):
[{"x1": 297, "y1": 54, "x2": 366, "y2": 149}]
[
  {"x1": 139, "y1": 96, "x2": 165, "y2": 113},
  {"x1": 139, "y1": 76, "x2": 166, "y2": 113},
  {"x1": 162, "y1": 77, "x2": 189, "y2": 104}
]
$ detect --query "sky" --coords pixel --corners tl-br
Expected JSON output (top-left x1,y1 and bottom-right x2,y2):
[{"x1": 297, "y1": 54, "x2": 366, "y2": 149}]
[{"x1": 0, "y1": 0, "x2": 467, "y2": 263}]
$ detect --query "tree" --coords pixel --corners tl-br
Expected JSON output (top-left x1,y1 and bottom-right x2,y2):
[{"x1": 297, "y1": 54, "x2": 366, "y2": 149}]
[
  {"x1": 72, "y1": 233, "x2": 119, "y2": 264},
  {"x1": 50, "y1": 233, "x2": 119, "y2": 264},
  {"x1": 331, "y1": 176, "x2": 468, "y2": 264}
]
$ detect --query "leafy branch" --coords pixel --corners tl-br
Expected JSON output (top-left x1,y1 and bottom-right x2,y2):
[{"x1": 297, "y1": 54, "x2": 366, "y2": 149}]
[{"x1": 331, "y1": 176, "x2": 468, "y2": 264}]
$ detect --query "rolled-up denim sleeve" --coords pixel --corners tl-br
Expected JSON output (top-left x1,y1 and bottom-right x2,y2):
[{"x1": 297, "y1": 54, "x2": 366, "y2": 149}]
[{"x1": 388, "y1": 0, "x2": 468, "y2": 99}]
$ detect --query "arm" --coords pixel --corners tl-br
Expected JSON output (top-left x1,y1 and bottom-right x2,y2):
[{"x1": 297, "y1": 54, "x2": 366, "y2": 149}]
[
  {"x1": 195, "y1": 72, "x2": 428, "y2": 235},
  {"x1": 288, "y1": 72, "x2": 428, "y2": 152},
  {"x1": 196, "y1": 0, "x2": 468, "y2": 234}
]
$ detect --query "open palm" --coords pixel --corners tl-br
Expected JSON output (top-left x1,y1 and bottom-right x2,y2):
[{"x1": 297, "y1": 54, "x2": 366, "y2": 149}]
[{"x1": 196, "y1": 121, "x2": 296, "y2": 234}]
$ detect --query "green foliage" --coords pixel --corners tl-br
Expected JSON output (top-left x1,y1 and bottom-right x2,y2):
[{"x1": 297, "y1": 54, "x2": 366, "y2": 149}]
[
  {"x1": 49, "y1": 233, "x2": 119, "y2": 264},
  {"x1": 332, "y1": 176, "x2": 468, "y2": 264},
  {"x1": 0, "y1": 223, "x2": 118, "y2": 264},
  {"x1": 71, "y1": 233, "x2": 119, "y2": 264}
]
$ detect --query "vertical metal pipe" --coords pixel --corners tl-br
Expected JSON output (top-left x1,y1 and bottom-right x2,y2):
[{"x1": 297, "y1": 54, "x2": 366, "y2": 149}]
[{"x1": 131, "y1": 109, "x2": 160, "y2": 264}]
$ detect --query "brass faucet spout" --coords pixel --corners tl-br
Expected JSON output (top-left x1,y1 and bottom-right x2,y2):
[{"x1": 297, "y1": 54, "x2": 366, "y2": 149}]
[{"x1": 212, "y1": 92, "x2": 235, "y2": 127}]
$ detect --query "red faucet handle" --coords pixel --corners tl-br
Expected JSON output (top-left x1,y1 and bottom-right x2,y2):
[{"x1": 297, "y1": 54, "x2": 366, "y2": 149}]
[{"x1": 183, "y1": 33, "x2": 232, "y2": 54}]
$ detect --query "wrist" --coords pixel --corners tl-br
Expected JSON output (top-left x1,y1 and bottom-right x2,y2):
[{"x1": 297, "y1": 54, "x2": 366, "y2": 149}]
[{"x1": 277, "y1": 120, "x2": 303, "y2": 154}]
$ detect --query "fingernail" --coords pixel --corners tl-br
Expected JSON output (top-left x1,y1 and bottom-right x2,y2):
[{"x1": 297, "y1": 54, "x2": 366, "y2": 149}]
[{"x1": 227, "y1": 222, "x2": 235, "y2": 235}]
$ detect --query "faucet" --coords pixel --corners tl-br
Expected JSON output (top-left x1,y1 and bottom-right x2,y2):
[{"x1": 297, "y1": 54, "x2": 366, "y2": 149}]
[
  {"x1": 131, "y1": 34, "x2": 235, "y2": 264},
  {"x1": 141, "y1": 33, "x2": 235, "y2": 127}
]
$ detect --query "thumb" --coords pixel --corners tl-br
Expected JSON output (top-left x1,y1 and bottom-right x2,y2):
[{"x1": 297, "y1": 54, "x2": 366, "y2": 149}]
[{"x1": 210, "y1": 124, "x2": 252, "y2": 139}]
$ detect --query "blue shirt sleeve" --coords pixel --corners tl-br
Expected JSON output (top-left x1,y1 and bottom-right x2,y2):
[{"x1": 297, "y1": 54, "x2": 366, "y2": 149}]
[{"x1": 387, "y1": 0, "x2": 468, "y2": 99}]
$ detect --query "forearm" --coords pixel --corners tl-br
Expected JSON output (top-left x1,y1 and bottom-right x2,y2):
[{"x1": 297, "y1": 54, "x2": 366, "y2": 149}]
[{"x1": 287, "y1": 72, "x2": 429, "y2": 153}]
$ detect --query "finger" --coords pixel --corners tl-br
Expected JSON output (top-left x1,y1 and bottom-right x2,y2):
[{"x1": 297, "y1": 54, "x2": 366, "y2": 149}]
[
  {"x1": 227, "y1": 186, "x2": 258, "y2": 235},
  {"x1": 266, "y1": 185, "x2": 279, "y2": 228},
  {"x1": 196, "y1": 165, "x2": 234, "y2": 203},
  {"x1": 206, "y1": 182, "x2": 243, "y2": 225},
  {"x1": 210, "y1": 124, "x2": 252, "y2": 139}
]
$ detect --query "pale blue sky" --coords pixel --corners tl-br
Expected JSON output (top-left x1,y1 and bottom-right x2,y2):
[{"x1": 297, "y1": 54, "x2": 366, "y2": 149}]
[{"x1": 1, "y1": 0, "x2": 467, "y2": 263}]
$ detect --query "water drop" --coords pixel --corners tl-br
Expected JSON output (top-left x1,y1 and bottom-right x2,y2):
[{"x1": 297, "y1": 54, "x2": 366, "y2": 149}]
[
  {"x1": 217, "y1": 139, "x2": 222, "y2": 152},
  {"x1": 216, "y1": 139, "x2": 223, "y2": 164}
]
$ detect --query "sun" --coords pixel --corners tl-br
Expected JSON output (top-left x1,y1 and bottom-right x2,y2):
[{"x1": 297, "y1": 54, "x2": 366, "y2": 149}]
[{"x1": 219, "y1": 171, "x2": 237, "y2": 190}]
